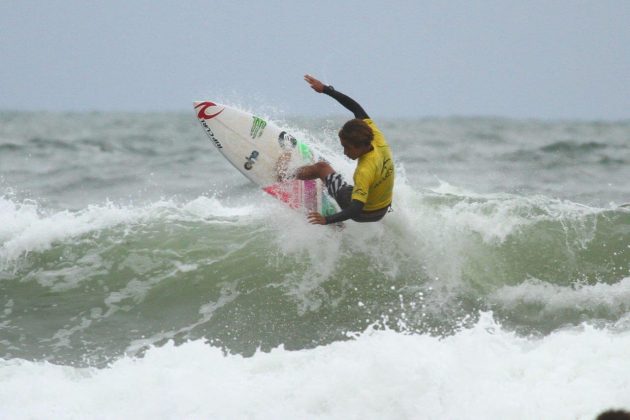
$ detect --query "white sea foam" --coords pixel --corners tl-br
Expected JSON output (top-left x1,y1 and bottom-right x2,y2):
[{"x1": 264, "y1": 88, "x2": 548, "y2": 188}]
[
  {"x1": 491, "y1": 276, "x2": 630, "y2": 317},
  {"x1": 427, "y1": 180, "x2": 601, "y2": 244},
  {"x1": 0, "y1": 313, "x2": 628, "y2": 420},
  {"x1": 0, "y1": 195, "x2": 259, "y2": 264},
  {"x1": 179, "y1": 195, "x2": 257, "y2": 219}
]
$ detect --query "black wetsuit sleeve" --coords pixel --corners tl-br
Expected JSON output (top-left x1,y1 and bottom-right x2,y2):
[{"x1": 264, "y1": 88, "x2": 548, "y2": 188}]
[
  {"x1": 323, "y1": 85, "x2": 370, "y2": 120},
  {"x1": 324, "y1": 199, "x2": 365, "y2": 224}
]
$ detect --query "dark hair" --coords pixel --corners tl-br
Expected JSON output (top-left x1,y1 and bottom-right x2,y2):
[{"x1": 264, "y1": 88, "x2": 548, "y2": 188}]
[
  {"x1": 339, "y1": 119, "x2": 373, "y2": 147},
  {"x1": 597, "y1": 410, "x2": 630, "y2": 420}
]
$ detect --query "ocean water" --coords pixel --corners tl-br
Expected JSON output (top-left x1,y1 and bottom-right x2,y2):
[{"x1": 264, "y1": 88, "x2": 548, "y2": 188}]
[{"x1": 1, "y1": 110, "x2": 630, "y2": 419}]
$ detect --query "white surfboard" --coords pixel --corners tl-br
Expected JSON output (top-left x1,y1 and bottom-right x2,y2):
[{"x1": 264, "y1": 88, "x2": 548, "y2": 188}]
[{"x1": 193, "y1": 101, "x2": 338, "y2": 216}]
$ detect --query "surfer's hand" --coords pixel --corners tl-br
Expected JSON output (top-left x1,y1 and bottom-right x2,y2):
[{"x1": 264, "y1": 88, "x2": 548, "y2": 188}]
[
  {"x1": 307, "y1": 211, "x2": 327, "y2": 225},
  {"x1": 304, "y1": 74, "x2": 325, "y2": 93}
]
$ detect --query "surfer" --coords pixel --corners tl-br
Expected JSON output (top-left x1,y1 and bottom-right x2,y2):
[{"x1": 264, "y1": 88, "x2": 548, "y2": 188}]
[{"x1": 290, "y1": 74, "x2": 395, "y2": 225}]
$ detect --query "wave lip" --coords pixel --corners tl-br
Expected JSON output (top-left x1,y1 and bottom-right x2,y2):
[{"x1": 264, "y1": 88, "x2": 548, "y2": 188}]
[{"x1": 0, "y1": 195, "x2": 256, "y2": 264}]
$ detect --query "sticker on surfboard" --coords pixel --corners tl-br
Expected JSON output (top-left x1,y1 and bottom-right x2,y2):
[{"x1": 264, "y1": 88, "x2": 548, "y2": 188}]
[{"x1": 194, "y1": 101, "x2": 337, "y2": 217}]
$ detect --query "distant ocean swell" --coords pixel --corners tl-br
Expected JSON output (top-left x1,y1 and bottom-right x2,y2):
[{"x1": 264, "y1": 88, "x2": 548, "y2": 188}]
[{"x1": 502, "y1": 140, "x2": 629, "y2": 165}]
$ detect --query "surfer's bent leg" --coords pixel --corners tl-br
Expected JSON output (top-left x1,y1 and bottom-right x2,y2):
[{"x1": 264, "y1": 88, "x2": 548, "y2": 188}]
[
  {"x1": 322, "y1": 172, "x2": 388, "y2": 222},
  {"x1": 324, "y1": 173, "x2": 352, "y2": 209}
]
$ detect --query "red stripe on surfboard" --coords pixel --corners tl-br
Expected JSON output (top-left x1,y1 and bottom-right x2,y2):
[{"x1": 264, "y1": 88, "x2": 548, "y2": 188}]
[{"x1": 263, "y1": 181, "x2": 303, "y2": 209}]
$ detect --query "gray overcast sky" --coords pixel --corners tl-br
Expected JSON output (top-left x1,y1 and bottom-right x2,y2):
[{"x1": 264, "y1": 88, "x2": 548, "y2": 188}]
[{"x1": 1, "y1": 1, "x2": 629, "y2": 119}]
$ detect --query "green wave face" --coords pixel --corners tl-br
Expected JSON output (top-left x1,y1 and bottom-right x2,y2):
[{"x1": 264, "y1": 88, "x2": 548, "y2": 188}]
[{"x1": 2, "y1": 194, "x2": 630, "y2": 366}]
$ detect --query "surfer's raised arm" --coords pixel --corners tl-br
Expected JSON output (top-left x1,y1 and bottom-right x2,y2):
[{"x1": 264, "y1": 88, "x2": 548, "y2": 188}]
[{"x1": 304, "y1": 74, "x2": 369, "y2": 120}]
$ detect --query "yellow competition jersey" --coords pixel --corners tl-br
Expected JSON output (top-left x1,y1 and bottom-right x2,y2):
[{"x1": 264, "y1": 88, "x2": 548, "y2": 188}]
[{"x1": 351, "y1": 119, "x2": 394, "y2": 211}]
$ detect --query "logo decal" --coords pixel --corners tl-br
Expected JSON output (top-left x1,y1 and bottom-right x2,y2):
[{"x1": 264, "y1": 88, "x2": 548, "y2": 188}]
[
  {"x1": 244, "y1": 150, "x2": 259, "y2": 170},
  {"x1": 250, "y1": 117, "x2": 266, "y2": 139},
  {"x1": 278, "y1": 131, "x2": 298, "y2": 149},
  {"x1": 199, "y1": 120, "x2": 222, "y2": 149},
  {"x1": 195, "y1": 102, "x2": 224, "y2": 120},
  {"x1": 373, "y1": 158, "x2": 393, "y2": 188}
]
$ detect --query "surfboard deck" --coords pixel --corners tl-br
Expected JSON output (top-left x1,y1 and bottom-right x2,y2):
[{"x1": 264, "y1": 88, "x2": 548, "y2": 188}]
[{"x1": 194, "y1": 101, "x2": 338, "y2": 216}]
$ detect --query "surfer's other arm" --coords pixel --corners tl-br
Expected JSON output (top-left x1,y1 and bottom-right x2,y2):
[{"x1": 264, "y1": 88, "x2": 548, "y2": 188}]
[{"x1": 304, "y1": 74, "x2": 369, "y2": 119}]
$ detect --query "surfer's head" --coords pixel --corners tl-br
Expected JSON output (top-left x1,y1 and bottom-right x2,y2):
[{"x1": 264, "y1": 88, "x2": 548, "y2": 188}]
[{"x1": 338, "y1": 119, "x2": 374, "y2": 160}]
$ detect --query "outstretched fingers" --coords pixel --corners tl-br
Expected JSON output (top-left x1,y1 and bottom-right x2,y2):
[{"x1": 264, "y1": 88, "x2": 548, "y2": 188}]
[{"x1": 304, "y1": 74, "x2": 324, "y2": 93}]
